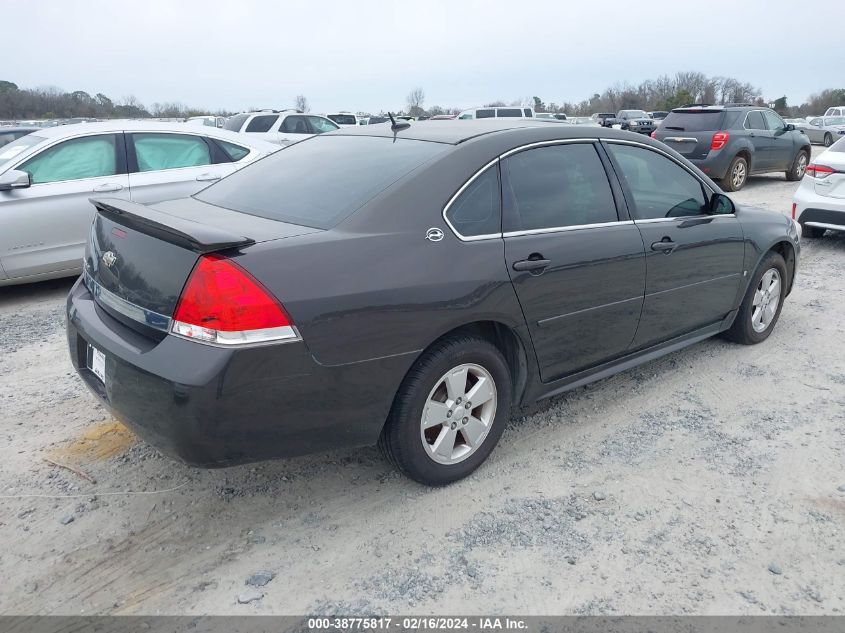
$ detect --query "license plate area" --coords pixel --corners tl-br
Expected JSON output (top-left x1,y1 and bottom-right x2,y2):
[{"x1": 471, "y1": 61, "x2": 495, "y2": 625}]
[{"x1": 87, "y1": 344, "x2": 106, "y2": 385}]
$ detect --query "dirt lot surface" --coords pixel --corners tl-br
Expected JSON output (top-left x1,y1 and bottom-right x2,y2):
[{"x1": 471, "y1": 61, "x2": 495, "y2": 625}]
[{"x1": 1, "y1": 150, "x2": 843, "y2": 616}]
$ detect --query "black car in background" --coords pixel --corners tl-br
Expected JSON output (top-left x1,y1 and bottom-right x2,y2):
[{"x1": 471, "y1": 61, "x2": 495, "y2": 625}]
[
  {"x1": 67, "y1": 120, "x2": 800, "y2": 485},
  {"x1": 617, "y1": 110, "x2": 657, "y2": 135},
  {"x1": 654, "y1": 105, "x2": 812, "y2": 191}
]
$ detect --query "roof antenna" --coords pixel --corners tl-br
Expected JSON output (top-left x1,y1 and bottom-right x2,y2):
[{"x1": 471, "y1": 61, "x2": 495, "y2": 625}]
[{"x1": 388, "y1": 112, "x2": 410, "y2": 132}]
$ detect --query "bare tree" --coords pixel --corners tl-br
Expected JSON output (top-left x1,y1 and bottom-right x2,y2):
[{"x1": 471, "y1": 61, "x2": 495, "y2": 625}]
[
  {"x1": 294, "y1": 94, "x2": 309, "y2": 113},
  {"x1": 406, "y1": 87, "x2": 425, "y2": 117}
]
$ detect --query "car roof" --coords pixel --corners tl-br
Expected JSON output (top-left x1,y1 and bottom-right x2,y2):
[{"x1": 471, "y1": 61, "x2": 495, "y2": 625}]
[
  {"x1": 13, "y1": 120, "x2": 279, "y2": 150},
  {"x1": 0, "y1": 127, "x2": 40, "y2": 133},
  {"x1": 330, "y1": 119, "x2": 639, "y2": 145}
]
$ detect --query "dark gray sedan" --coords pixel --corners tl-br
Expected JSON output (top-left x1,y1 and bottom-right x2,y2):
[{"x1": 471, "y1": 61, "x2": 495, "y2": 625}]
[{"x1": 66, "y1": 120, "x2": 800, "y2": 485}]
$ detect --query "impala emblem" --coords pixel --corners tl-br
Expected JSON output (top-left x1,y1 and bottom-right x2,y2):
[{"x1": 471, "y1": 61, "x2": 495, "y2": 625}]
[
  {"x1": 425, "y1": 227, "x2": 444, "y2": 242},
  {"x1": 102, "y1": 251, "x2": 117, "y2": 268}
]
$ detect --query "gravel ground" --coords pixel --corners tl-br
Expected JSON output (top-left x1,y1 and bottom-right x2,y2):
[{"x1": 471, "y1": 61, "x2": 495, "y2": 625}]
[{"x1": 1, "y1": 151, "x2": 843, "y2": 616}]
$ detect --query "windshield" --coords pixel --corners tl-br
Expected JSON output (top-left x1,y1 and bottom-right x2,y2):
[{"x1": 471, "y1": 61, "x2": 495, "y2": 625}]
[
  {"x1": 328, "y1": 114, "x2": 357, "y2": 125},
  {"x1": 196, "y1": 135, "x2": 449, "y2": 229},
  {"x1": 622, "y1": 110, "x2": 648, "y2": 118},
  {"x1": 0, "y1": 134, "x2": 45, "y2": 169}
]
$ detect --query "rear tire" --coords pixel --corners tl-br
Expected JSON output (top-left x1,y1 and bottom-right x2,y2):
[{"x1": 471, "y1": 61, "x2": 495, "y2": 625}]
[
  {"x1": 724, "y1": 251, "x2": 787, "y2": 345},
  {"x1": 786, "y1": 150, "x2": 809, "y2": 181},
  {"x1": 722, "y1": 155, "x2": 748, "y2": 192},
  {"x1": 379, "y1": 335, "x2": 512, "y2": 486},
  {"x1": 802, "y1": 225, "x2": 825, "y2": 238},
  {"x1": 824, "y1": 133, "x2": 833, "y2": 147}
]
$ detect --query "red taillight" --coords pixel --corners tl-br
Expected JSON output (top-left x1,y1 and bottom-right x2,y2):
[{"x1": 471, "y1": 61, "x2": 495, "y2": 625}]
[
  {"x1": 171, "y1": 254, "x2": 297, "y2": 345},
  {"x1": 710, "y1": 132, "x2": 729, "y2": 151},
  {"x1": 791, "y1": 203, "x2": 796, "y2": 219},
  {"x1": 806, "y1": 164, "x2": 836, "y2": 179},
  {"x1": 650, "y1": 131, "x2": 657, "y2": 139}
]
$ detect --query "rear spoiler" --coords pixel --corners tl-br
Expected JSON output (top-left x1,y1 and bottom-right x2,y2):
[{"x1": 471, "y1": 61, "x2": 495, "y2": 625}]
[{"x1": 91, "y1": 198, "x2": 255, "y2": 253}]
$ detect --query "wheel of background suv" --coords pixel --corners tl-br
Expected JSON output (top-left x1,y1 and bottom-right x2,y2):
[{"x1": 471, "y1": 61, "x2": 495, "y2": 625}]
[
  {"x1": 379, "y1": 335, "x2": 511, "y2": 486},
  {"x1": 786, "y1": 150, "x2": 809, "y2": 181},
  {"x1": 802, "y1": 225, "x2": 825, "y2": 238},
  {"x1": 722, "y1": 155, "x2": 748, "y2": 192},
  {"x1": 824, "y1": 133, "x2": 833, "y2": 147},
  {"x1": 724, "y1": 251, "x2": 788, "y2": 345}
]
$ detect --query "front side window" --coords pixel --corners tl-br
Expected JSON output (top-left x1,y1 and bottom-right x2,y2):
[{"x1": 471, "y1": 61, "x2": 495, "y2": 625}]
[
  {"x1": 745, "y1": 111, "x2": 767, "y2": 131},
  {"x1": 19, "y1": 134, "x2": 117, "y2": 184},
  {"x1": 245, "y1": 115, "x2": 279, "y2": 133},
  {"x1": 445, "y1": 165, "x2": 500, "y2": 237},
  {"x1": 607, "y1": 144, "x2": 707, "y2": 220},
  {"x1": 763, "y1": 111, "x2": 785, "y2": 132},
  {"x1": 504, "y1": 143, "x2": 618, "y2": 231},
  {"x1": 281, "y1": 116, "x2": 310, "y2": 134},
  {"x1": 307, "y1": 116, "x2": 340, "y2": 134},
  {"x1": 132, "y1": 133, "x2": 211, "y2": 172}
]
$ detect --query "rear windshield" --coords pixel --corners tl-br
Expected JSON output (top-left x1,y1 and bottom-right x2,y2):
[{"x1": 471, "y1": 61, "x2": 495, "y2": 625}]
[
  {"x1": 328, "y1": 114, "x2": 357, "y2": 125},
  {"x1": 662, "y1": 111, "x2": 725, "y2": 132},
  {"x1": 196, "y1": 136, "x2": 448, "y2": 229},
  {"x1": 223, "y1": 114, "x2": 249, "y2": 132}
]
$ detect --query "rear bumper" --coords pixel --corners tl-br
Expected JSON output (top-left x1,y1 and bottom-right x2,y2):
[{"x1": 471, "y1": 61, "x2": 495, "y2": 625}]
[
  {"x1": 793, "y1": 181, "x2": 845, "y2": 232},
  {"x1": 687, "y1": 150, "x2": 735, "y2": 181},
  {"x1": 66, "y1": 278, "x2": 407, "y2": 467}
]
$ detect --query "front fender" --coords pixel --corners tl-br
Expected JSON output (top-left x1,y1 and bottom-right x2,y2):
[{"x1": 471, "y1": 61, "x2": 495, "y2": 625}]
[{"x1": 736, "y1": 205, "x2": 800, "y2": 301}]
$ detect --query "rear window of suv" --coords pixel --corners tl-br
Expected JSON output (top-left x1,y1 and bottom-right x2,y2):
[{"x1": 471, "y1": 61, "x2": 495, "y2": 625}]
[
  {"x1": 223, "y1": 114, "x2": 249, "y2": 132},
  {"x1": 661, "y1": 110, "x2": 725, "y2": 132},
  {"x1": 196, "y1": 136, "x2": 448, "y2": 229}
]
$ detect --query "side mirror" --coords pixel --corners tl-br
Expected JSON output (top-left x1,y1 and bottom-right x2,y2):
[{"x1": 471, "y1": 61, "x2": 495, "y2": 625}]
[
  {"x1": 710, "y1": 192, "x2": 735, "y2": 215},
  {"x1": 785, "y1": 123, "x2": 795, "y2": 132},
  {"x1": 0, "y1": 169, "x2": 31, "y2": 192}
]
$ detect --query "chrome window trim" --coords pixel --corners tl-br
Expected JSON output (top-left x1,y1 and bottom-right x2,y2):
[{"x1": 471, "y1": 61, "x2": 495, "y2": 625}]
[
  {"x1": 441, "y1": 157, "x2": 502, "y2": 242},
  {"x1": 633, "y1": 214, "x2": 736, "y2": 224},
  {"x1": 84, "y1": 270, "x2": 172, "y2": 332},
  {"x1": 499, "y1": 137, "x2": 599, "y2": 160},
  {"x1": 742, "y1": 109, "x2": 768, "y2": 132},
  {"x1": 503, "y1": 220, "x2": 634, "y2": 238}
]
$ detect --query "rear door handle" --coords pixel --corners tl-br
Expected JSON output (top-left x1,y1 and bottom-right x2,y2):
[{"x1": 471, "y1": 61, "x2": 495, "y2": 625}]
[
  {"x1": 196, "y1": 173, "x2": 222, "y2": 182},
  {"x1": 512, "y1": 257, "x2": 551, "y2": 272},
  {"x1": 92, "y1": 183, "x2": 123, "y2": 193},
  {"x1": 651, "y1": 239, "x2": 677, "y2": 254}
]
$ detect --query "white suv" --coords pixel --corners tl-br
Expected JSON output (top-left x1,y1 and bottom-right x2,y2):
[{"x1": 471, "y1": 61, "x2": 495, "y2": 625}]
[
  {"x1": 223, "y1": 110, "x2": 339, "y2": 145},
  {"x1": 824, "y1": 107, "x2": 844, "y2": 117},
  {"x1": 457, "y1": 106, "x2": 535, "y2": 120},
  {"x1": 325, "y1": 112, "x2": 359, "y2": 127}
]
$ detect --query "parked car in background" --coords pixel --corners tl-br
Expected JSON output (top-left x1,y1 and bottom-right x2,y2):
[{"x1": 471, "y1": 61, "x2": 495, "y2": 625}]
[
  {"x1": 66, "y1": 120, "x2": 799, "y2": 485},
  {"x1": 796, "y1": 116, "x2": 845, "y2": 147},
  {"x1": 617, "y1": 110, "x2": 656, "y2": 135},
  {"x1": 591, "y1": 113, "x2": 619, "y2": 127},
  {"x1": 428, "y1": 114, "x2": 457, "y2": 120},
  {"x1": 0, "y1": 121, "x2": 277, "y2": 286},
  {"x1": 186, "y1": 115, "x2": 225, "y2": 128},
  {"x1": 824, "y1": 106, "x2": 845, "y2": 117},
  {"x1": 223, "y1": 110, "x2": 339, "y2": 145},
  {"x1": 366, "y1": 116, "x2": 389, "y2": 125},
  {"x1": 649, "y1": 111, "x2": 669, "y2": 122},
  {"x1": 653, "y1": 105, "x2": 811, "y2": 191},
  {"x1": 457, "y1": 107, "x2": 535, "y2": 119},
  {"x1": 792, "y1": 136, "x2": 845, "y2": 238},
  {"x1": 325, "y1": 112, "x2": 359, "y2": 127},
  {"x1": 0, "y1": 127, "x2": 38, "y2": 149},
  {"x1": 567, "y1": 117, "x2": 601, "y2": 127}
]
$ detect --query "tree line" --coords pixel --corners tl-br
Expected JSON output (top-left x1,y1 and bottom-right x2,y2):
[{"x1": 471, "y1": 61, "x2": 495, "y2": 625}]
[{"x1": 2, "y1": 76, "x2": 844, "y2": 122}]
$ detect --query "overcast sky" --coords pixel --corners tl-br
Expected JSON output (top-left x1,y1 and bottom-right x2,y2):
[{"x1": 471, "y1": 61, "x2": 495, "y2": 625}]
[{"x1": 8, "y1": 0, "x2": 842, "y2": 114}]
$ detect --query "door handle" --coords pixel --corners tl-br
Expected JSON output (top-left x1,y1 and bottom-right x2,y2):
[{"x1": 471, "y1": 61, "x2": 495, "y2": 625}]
[
  {"x1": 196, "y1": 173, "x2": 222, "y2": 182},
  {"x1": 512, "y1": 256, "x2": 551, "y2": 273},
  {"x1": 651, "y1": 239, "x2": 677, "y2": 254},
  {"x1": 93, "y1": 183, "x2": 123, "y2": 193}
]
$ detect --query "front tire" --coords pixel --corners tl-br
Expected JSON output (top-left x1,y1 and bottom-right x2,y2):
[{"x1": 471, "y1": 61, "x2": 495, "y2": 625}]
[
  {"x1": 722, "y1": 155, "x2": 748, "y2": 192},
  {"x1": 379, "y1": 335, "x2": 511, "y2": 486},
  {"x1": 724, "y1": 251, "x2": 788, "y2": 345},
  {"x1": 824, "y1": 133, "x2": 833, "y2": 147},
  {"x1": 786, "y1": 150, "x2": 809, "y2": 181}
]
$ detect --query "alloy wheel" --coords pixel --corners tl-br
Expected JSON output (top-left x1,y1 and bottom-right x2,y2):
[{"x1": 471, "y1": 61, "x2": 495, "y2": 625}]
[
  {"x1": 732, "y1": 161, "x2": 747, "y2": 189},
  {"x1": 751, "y1": 268, "x2": 781, "y2": 333},
  {"x1": 796, "y1": 153, "x2": 808, "y2": 178},
  {"x1": 420, "y1": 363, "x2": 497, "y2": 465}
]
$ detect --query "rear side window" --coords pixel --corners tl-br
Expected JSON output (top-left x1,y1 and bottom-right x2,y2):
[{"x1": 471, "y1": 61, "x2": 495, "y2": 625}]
[
  {"x1": 607, "y1": 144, "x2": 707, "y2": 220},
  {"x1": 132, "y1": 133, "x2": 211, "y2": 172},
  {"x1": 497, "y1": 109, "x2": 522, "y2": 118},
  {"x1": 223, "y1": 114, "x2": 249, "y2": 132},
  {"x1": 245, "y1": 115, "x2": 279, "y2": 133},
  {"x1": 19, "y1": 134, "x2": 117, "y2": 184},
  {"x1": 476, "y1": 109, "x2": 495, "y2": 119},
  {"x1": 216, "y1": 139, "x2": 251, "y2": 161},
  {"x1": 504, "y1": 143, "x2": 618, "y2": 231},
  {"x1": 745, "y1": 111, "x2": 766, "y2": 131},
  {"x1": 196, "y1": 136, "x2": 448, "y2": 229},
  {"x1": 662, "y1": 111, "x2": 724, "y2": 132},
  {"x1": 445, "y1": 165, "x2": 500, "y2": 237}
]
